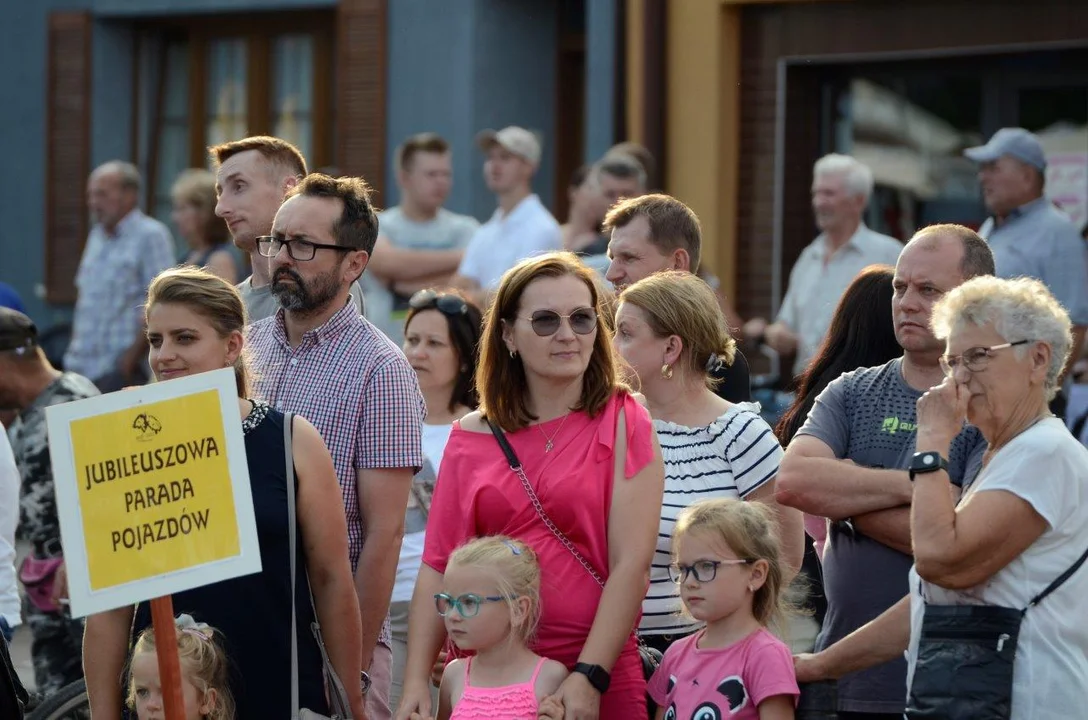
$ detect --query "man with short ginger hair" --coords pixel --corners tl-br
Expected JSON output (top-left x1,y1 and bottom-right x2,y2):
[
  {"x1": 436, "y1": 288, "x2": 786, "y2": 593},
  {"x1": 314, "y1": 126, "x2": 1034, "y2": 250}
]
[{"x1": 210, "y1": 135, "x2": 364, "y2": 323}]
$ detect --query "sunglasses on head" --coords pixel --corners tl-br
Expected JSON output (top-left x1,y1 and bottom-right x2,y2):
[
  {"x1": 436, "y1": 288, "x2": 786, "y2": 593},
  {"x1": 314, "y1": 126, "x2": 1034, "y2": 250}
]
[
  {"x1": 521, "y1": 308, "x2": 598, "y2": 337},
  {"x1": 409, "y1": 289, "x2": 469, "y2": 316}
]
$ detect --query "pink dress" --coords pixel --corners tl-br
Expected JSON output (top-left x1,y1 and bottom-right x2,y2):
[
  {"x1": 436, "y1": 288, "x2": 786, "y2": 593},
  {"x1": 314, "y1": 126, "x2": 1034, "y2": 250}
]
[
  {"x1": 423, "y1": 392, "x2": 655, "y2": 720},
  {"x1": 450, "y1": 657, "x2": 547, "y2": 720}
]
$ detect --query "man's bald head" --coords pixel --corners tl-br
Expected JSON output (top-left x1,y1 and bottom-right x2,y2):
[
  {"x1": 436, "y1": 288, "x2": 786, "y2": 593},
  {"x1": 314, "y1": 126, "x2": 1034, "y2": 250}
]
[{"x1": 905, "y1": 223, "x2": 994, "y2": 281}]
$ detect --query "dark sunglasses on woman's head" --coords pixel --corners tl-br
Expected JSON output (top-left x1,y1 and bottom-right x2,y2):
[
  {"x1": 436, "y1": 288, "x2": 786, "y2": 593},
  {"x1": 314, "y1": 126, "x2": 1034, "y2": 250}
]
[
  {"x1": 409, "y1": 289, "x2": 469, "y2": 316},
  {"x1": 522, "y1": 308, "x2": 598, "y2": 337}
]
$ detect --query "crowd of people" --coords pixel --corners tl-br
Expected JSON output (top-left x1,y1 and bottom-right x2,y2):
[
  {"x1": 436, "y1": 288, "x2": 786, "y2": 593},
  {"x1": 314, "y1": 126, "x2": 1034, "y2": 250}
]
[{"x1": 1, "y1": 122, "x2": 1087, "y2": 720}]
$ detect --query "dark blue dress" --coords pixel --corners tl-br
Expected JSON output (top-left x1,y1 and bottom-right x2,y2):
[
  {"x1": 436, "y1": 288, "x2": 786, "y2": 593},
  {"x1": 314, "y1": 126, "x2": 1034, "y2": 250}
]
[{"x1": 132, "y1": 402, "x2": 328, "y2": 718}]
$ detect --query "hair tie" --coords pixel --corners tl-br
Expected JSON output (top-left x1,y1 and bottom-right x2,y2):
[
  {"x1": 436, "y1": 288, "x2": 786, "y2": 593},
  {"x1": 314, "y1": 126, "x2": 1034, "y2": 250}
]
[
  {"x1": 175, "y1": 613, "x2": 212, "y2": 640},
  {"x1": 705, "y1": 353, "x2": 723, "y2": 373},
  {"x1": 502, "y1": 540, "x2": 522, "y2": 555}
]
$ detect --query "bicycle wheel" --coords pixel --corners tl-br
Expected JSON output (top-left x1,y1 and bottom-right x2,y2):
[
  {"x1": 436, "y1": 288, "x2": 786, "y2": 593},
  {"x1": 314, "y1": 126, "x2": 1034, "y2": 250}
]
[{"x1": 26, "y1": 679, "x2": 89, "y2": 720}]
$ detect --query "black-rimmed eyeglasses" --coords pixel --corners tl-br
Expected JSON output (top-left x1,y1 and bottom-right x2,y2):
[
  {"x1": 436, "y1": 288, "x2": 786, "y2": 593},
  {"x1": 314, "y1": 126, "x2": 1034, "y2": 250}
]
[
  {"x1": 257, "y1": 235, "x2": 354, "y2": 261},
  {"x1": 668, "y1": 558, "x2": 752, "y2": 584}
]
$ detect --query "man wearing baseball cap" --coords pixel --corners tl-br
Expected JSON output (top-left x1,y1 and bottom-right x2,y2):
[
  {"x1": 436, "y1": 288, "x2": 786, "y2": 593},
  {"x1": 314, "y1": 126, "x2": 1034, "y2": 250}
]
[
  {"x1": 0, "y1": 307, "x2": 98, "y2": 696},
  {"x1": 965, "y1": 127, "x2": 1088, "y2": 412},
  {"x1": 450, "y1": 126, "x2": 561, "y2": 305}
]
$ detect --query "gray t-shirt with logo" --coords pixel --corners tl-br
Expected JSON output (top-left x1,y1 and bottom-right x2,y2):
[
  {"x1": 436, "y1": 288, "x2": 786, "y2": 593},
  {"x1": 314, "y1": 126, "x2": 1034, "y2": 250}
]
[{"x1": 797, "y1": 357, "x2": 986, "y2": 714}]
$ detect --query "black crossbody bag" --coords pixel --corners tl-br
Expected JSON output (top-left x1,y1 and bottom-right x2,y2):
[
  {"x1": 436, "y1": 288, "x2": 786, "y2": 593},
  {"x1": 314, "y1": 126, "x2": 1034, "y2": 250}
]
[
  {"x1": 906, "y1": 544, "x2": 1088, "y2": 719},
  {"x1": 485, "y1": 420, "x2": 663, "y2": 687}
]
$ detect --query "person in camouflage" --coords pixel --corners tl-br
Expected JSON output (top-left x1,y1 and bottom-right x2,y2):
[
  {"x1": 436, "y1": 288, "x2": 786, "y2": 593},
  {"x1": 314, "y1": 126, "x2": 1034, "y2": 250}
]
[{"x1": 0, "y1": 308, "x2": 99, "y2": 695}]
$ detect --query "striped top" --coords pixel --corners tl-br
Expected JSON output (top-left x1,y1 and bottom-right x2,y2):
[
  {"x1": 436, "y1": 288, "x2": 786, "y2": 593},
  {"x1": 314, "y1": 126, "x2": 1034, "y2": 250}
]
[{"x1": 640, "y1": 403, "x2": 784, "y2": 635}]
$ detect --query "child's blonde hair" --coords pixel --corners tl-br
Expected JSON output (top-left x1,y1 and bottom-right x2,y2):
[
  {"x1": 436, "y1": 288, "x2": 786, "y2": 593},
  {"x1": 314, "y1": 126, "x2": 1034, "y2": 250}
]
[
  {"x1": 447, "y1": 535, "x2": 542, "y2": 642},
  {"x1": 127, "y1": 615, "x2": 234, "y2": 720},
  {"x1": 673, "y1": 498, "x2": 789, "y2": 628}
]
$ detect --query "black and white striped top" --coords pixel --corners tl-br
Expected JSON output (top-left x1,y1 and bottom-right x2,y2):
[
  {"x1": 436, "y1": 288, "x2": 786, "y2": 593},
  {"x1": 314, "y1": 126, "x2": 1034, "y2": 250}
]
[{"x1": 639, "y1": 403, "x2": 784, "y2": 635}]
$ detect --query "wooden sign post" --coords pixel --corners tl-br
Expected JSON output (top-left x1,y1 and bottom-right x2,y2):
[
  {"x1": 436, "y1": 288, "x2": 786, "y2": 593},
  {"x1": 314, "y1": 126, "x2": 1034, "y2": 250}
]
[{"x1": 150, "y1": 596, "x2": 187, "y2": 719}]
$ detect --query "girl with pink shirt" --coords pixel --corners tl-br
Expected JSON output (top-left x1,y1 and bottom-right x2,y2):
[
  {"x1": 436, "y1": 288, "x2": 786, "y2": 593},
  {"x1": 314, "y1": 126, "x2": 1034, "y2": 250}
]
[
  {"x1": 648, "y1": 499, "x2": 799, "y2": 719},
  {"x1": 431, "y1": 536, "x2": 567, "y2": 720}
]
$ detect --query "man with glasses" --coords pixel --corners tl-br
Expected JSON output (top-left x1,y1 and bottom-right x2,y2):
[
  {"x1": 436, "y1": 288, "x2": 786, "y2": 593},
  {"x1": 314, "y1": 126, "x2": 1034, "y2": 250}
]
[
  {"x1": 775, "y1": 224, "x2": 993, "y2": 720},
  {"x1": 210, "y1": 136, "x2": 364, "y2": 323},
  {"x1": 246, "y1": 174, "x2": 425, "y2": 720}
]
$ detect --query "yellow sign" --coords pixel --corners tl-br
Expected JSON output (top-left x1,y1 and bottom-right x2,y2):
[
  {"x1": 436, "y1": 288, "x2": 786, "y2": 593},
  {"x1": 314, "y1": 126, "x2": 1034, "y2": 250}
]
[
  {"x1": 48, "y1": 368, "x2": 261, "y2": 617},
  {"x1": 72, "y1": 389, "x2": 238, "y2": 589}
]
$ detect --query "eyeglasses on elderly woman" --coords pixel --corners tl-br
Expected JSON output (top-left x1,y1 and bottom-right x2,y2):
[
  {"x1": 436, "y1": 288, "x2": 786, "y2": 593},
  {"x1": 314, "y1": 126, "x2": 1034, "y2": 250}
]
[{"x1": 939, "y1": 339, "x2": 1030, "y2": 377}]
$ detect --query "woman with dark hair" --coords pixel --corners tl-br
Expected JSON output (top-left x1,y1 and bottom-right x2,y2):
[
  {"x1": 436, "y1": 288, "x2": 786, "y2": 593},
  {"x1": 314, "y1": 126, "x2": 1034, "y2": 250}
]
[
  {"x1": 776, "y1": 265, "x2": 900, "y2": 447},
  {"x1": 397, "y1": 252, "x2": 664, "y2": 720},
  {"x1": 389, "y1": 288, "x2": 483, "y2": 709},
  {"x1": 774, "y1": 264, "x2": 899, "y2": 653}
]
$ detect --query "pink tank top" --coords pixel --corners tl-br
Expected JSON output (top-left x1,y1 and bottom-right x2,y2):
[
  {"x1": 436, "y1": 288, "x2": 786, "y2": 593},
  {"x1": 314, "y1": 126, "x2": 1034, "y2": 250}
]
[{"x1": 449, "y1": 657, "x2": 546, "y2": 720}]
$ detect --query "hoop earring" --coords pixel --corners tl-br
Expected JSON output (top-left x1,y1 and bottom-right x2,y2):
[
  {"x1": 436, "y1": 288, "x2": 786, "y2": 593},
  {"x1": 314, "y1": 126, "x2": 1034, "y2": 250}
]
[
  {"x1": 509, "y1": 350, "x2": 517, "y2": 359},
  {"x1": 660, "y1": 363, "x2": 673, "y2": 380}
]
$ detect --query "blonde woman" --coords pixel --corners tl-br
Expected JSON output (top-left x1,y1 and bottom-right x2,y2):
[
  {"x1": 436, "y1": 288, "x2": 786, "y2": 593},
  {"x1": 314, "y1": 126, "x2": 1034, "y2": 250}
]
[
  {"x1": 172, "y1": 168, "x2": 238, "y2": 283},
  {"x1": 612, "y1": 271, "x2": 804, "y2": 654}
]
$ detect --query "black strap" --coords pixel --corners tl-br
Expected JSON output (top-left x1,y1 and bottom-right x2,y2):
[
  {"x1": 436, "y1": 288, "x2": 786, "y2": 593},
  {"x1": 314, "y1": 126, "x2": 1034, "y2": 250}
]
[
  {"x1": 486, "y1": 418, "x2": 521, "y2": 469},
  {"x1": 1026, "y1": 543, "x2": 1088, "y2": 610}
]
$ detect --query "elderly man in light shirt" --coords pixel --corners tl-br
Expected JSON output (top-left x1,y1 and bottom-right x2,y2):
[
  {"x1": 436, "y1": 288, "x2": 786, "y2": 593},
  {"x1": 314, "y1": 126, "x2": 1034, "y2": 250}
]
[
  {"x1": 964, "y1": 127, "x2": 1088, "y2": 416},
  {"x1": 64, "y1": 161, "x2": 175, "y2": 392},
  {"x1": 744, "y1": 154, "x2": 902, "y2": 379}
]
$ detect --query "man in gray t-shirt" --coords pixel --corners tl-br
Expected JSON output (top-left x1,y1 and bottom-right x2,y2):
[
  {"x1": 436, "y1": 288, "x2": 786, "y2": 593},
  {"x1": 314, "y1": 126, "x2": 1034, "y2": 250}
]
[
  {"x1": 363, "y1": 134, "x2": 479, "y2": 342},
  {"x1": 777, "y1": 225, "x2": 993, "y2": 718}
]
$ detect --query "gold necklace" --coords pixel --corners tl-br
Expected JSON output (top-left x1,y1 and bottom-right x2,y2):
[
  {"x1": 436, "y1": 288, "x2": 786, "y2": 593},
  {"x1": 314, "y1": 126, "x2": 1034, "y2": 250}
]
[{"x1": 538, "y1": 412, "x2": 572, "y2": 453}]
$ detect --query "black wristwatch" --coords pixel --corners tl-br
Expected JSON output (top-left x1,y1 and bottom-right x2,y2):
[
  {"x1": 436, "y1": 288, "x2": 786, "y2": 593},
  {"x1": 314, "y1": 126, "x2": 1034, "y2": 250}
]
[
  {"x1": 573, "y1": 663, "x2": 611, "y2": 693},
  {"x1": 909, "y1": 451, "x2": 949, "y2": 481}
]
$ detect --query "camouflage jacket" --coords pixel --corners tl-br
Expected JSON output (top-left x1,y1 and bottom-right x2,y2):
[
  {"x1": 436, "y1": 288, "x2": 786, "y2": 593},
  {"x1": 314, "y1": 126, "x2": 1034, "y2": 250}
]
[{"x1": 7, "y1": 373, "x2": 99, "y2": 555}]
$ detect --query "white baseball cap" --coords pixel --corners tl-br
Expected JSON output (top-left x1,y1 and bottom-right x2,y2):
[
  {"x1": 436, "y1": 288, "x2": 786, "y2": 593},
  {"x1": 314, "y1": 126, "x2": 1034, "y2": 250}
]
[{"x1": 476, "y1": 126, "x2": 542, "y2": 167}]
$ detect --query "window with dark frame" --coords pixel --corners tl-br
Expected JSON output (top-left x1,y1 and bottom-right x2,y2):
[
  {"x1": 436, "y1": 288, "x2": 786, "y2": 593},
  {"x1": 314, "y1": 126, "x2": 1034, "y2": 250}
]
[{"x1": 133, "y1": 13, "x2": 335, "y2": 234}]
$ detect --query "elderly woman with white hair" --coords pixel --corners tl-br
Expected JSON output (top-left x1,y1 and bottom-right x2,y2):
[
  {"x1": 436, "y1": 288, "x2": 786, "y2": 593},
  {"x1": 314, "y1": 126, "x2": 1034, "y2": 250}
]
[{"x1": 796, "y1": 275, "x2": 1088, "y2": 719}]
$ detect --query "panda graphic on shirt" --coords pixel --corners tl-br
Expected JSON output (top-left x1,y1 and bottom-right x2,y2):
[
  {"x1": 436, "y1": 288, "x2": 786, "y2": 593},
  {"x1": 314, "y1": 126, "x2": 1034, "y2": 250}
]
[
  {"x1": 662, "y1": 674, "x2": 750, "y2": 719},
  {"x1": 647, "y1": 629, "x2": 799, "y2": 720}
]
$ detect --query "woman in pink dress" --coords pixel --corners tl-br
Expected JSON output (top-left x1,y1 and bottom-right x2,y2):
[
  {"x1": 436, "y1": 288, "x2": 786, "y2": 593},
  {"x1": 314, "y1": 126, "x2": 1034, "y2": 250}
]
[{"x1": 395, "y1": 252, "x2": 665, "y2": 720}]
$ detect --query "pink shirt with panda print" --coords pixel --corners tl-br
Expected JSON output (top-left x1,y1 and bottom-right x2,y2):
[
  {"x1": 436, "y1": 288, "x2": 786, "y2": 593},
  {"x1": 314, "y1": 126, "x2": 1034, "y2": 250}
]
[{"x1": 647, "y1": 628, "x2": 799, "y2": 719}]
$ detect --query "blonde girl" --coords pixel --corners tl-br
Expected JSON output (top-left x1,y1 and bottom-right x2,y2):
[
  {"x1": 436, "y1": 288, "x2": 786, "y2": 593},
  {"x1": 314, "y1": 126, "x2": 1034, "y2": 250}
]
[
  {"x1": 127, "y1": 614, "x2": 234, "y2": 720},
  {"x1": 432, "y1": 536, "x2": 567, "y2": 720},
  {"x1": 648, "y1": 499, "x2": 799, "y2": 720}
]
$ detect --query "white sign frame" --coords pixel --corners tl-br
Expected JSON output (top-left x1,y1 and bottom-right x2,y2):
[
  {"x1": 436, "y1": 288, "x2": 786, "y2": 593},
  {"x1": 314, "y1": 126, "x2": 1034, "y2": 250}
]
[{"x1": 47, "y1": 367, "x2": 261, "y2": 617}]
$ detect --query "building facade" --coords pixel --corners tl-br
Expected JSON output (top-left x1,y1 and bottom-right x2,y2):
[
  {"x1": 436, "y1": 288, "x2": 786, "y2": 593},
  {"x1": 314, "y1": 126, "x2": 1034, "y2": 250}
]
[
  {"x1": 625, "y1": 0, "x2": 1088, "y2": 338},
  {"x1": 1, "y1": 0, "x2": 622, "y2": 328}
]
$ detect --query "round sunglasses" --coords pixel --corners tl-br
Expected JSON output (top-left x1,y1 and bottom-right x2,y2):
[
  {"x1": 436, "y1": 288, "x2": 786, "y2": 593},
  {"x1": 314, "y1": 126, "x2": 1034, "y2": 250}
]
[
  {"x1": 520, "y1": 308, "x2": 598, "y2": 337},
  {"x1": 409, "y1": 289, "x2": 469, "y2": 316}
]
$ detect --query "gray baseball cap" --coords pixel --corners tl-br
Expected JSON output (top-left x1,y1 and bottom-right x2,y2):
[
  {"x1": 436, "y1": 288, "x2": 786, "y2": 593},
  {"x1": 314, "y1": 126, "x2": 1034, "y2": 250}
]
[{"x1": 964, "y1": 127, "x2": 1047, "y2": 171}]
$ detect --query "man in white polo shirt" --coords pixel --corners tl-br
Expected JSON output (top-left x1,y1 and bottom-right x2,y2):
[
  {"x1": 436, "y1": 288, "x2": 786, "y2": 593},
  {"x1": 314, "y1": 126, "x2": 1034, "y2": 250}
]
[{"x1": 450, "y1": 126, "x2": 561, "y2": 305}]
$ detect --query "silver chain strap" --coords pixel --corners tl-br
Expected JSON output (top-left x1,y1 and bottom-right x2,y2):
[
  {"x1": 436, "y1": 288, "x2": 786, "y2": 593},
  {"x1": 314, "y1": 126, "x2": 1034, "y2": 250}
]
[{"x1": 510, "y1": 463, "x2": 606, "y2": 588}]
